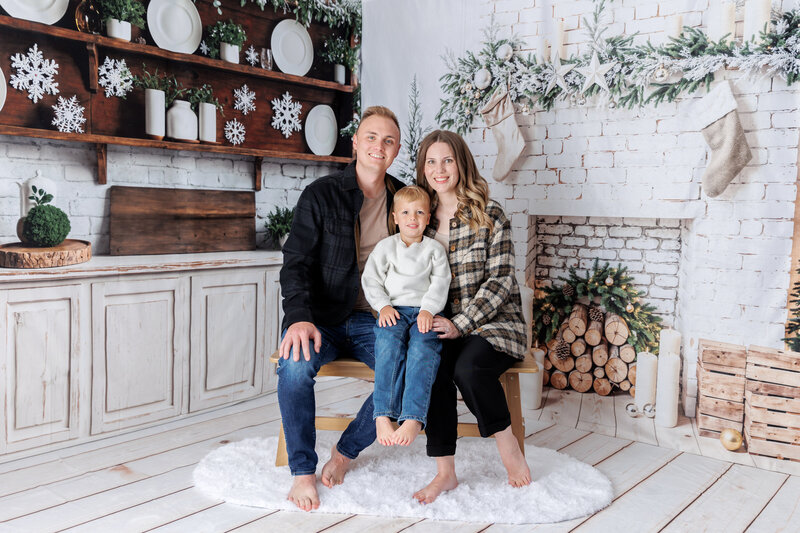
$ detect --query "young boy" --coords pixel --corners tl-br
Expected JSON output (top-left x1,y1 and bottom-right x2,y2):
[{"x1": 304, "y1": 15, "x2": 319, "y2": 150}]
[{"x1": 362, "y1": 185, "x2": 451, "y2": 446}]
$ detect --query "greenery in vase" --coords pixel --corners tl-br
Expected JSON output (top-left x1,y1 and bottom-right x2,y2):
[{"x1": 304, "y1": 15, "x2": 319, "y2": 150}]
[
  {"x1": 133, "y1": 65, "x2": 186, "y2": 107},
  {"x1": 187, "y1": 84, "x2": 224, "y2": 115},
  {"x1": 96, "y1": 0, "x2": 146, "y2": 28},
  {"x1": 265, "y1": 206, "x2": 294, "y2": 244},
  {"x1": 205, "y1": 20, "x2": 247, "y2": 58},
  {"x1": 319, "y1": 35, "x2": 358, "y2": 70},
  {"x1": 23, "y1": 187, "x2": 71, "y2": 248}
]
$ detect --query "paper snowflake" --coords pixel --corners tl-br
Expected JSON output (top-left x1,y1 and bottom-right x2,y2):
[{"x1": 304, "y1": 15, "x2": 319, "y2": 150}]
[
  {"x1": 270, "y1": 91, "x2": 302, "y2": 138},
  {"x1": 224, "y1": 118, "x2": 245, "y2": 145},
  {"x1": 10, "y1": 44, "x2": 59, "y2": 103},
  {"x1": 234, "y1": 84, "x2": 256, "y2": 115},
  {"x1": 199, "y1": 40, "x2": 210, "y2": 56},
  {"x1": 52, "y1": 95, "x2": 86, "y2": 133},
  {"x1": 98, "y1": 57, "x2": 133, "y2": 98},
  {"x1": 245, "y1": 45, "x2": 259, "y2": 66}
]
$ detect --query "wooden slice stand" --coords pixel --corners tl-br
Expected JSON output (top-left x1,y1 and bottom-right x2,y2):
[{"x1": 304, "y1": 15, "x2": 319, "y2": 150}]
[{"x1": 0, "y1": 240, "x2": 92, "y2": 269}]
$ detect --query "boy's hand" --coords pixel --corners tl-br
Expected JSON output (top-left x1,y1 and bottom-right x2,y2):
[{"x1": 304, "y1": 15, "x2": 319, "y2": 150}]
[
  {"x1": 417, "y1": 310, "x2": 433, "y2": 333},
  {"x1": 379, "y1": 305, "x2": 399, "y2": 327}
]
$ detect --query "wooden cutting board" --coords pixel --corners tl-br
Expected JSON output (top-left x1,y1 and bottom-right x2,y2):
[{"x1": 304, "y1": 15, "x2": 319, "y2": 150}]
[{"x1": 109, "y1": 186, "x2": 256, "y2": 255}]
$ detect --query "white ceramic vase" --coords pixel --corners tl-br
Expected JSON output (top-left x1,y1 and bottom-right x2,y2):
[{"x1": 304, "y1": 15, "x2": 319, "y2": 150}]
[
  {"x1": 333, "y1": 64, "x2": 346, "y2": 85},
  {"x1": 198, "y1": 102, "x2": 217, "y2": 143},
  {"x1": 145, "y1": 88, "x2": 166, "y2": 139},
  {"x1": 106, "y1": 18, "x2": 131, "y2": 41},
  {"x1": 166, "y1": 100, "x2": 198, "y2": 141},
  {"x1": 220, "y1": 43, "x2": 240, "y2": 64}
]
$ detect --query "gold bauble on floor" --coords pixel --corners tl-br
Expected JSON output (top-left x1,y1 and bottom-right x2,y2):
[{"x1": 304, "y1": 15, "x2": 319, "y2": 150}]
[{"x1": 719, "y1": 428, "x2": 743, "y2": 451}]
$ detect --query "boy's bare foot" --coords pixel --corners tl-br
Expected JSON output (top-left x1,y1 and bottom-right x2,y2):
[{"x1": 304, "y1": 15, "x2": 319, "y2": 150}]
[
  {"x1": 287, "y1": 474, "x2": 319, "y2": 512},
  {"x1": 392, "y1": 420, "x2": 422, "y2": 446},
  {"x1": 413, "y1": 471, "x2": 458, "y2": 504},
  {"x1": 376, "y1": 416, "x2": 395, "y2": 446},
  {"x1": 321, "y1": 446, "x2": 351, "y2": 488},
  {"x1": 495, "y1": 426, "x2": 531, "y2": 487}
]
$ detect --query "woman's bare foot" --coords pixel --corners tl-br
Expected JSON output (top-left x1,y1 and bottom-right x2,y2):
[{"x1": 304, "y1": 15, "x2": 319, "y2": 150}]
[
  {"x1": 495, "y1": 426, "x2": 531, "y2": 487},
  {"x1": 321, "y1": 446, "x2": 351, "y2": 488},
  {"x1": 392, "y1": 420, "x2": 422, "y2": 446},
  {"x1": 376, "y1": 416, "x2": 395, "y2": 446},
  {"x1": 287, "y1": 474, "x2": 319, "y2": 511},
  {"x1": 413, "y1": 456, "x2": 458, "y2": 504}
]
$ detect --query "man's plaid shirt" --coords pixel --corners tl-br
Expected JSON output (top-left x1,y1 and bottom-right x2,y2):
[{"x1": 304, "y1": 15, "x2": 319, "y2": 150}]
[{"x1": 427, "y1": 200, "x2": 527, "y2": 360}]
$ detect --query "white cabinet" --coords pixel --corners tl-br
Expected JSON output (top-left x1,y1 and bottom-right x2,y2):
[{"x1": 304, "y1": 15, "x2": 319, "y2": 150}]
[
  {"x1": 91, "y1": 277, "x2": 189, "y2": 434},
  {"x1": 0, "y1": 285, "x2": 82, "y2": 453},
  {"x1": 263, "y1": 268, "x2": 281, "y2": 393}
]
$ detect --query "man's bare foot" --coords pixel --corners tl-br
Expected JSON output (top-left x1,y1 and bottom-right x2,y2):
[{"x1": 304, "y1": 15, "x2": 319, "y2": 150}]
[
  {"x1": 376, "y1": 416, "x2": 395, "y2": 446},
  {"x1": 287, "y1": 474, "x2": 319, "y2": 512},
  {"x1": 495, "y1": 426, "x2": 531, "y2": 487},
  {"x1": 392, "y1": 420, "x2": 422, "y2": 446},
  {"x1": 413, "y1": 471, "x2": 459, "y2": 504},
  {"x1": 321, "y1": 446, "x2": 351, "y2": 488}
]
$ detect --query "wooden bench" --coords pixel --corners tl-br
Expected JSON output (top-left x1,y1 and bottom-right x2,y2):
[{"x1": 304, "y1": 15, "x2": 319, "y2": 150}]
[{"x1": 269, "y1": 349, "x2": 539, "y2": 466}]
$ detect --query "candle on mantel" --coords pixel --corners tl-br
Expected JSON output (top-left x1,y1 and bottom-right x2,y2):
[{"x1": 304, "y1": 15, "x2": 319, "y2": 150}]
[
  {"x1": 665, "y1": 14, "x2": 683, "y2": 40},
  {"x1": 707, "y1": 1, "x2": 736, "y2": 42},
  {"x1": 540, "y1": 38, "x2": 551, "y2": 64},
  {"x1": 655, "y1": 329, "x2": 682, "y2": 428},
  {"x1": 744, "y1": 0, "x2": 771, "y2": 42},
  {"x1": 551, "y1": 19, "x2": 565, "y2": 61},
  {"x1": 660, "y1": 328, "x2": 682, "y2": 355},
  {"x1": 635, "y1": 351, "x2": 658, "y2": 411}
]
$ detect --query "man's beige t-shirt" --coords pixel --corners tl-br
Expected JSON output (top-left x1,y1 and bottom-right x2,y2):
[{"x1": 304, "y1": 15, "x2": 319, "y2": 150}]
[{"x1": 353, "y1": 188, "x2": 389, "y2": 312}]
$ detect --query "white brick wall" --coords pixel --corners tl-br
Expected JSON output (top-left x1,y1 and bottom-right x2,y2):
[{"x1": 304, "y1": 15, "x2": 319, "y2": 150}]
[{"x1": 0, "y1": 135, "x2": 337, "y2": 252}]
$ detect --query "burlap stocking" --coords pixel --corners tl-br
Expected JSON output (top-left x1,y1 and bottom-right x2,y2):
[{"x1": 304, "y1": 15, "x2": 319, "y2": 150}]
[
  {"x1": 693, "y1": 81, "x2": 752, "y2": 198},
  {"x1": 480, "y1": 88, "x2": 524, "y2": 181}
]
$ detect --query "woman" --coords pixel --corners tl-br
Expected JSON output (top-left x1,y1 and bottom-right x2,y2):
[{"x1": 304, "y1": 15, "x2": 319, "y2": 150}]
[{"x1": 413, "y1": 130, "x2": 531, "y2": 504}]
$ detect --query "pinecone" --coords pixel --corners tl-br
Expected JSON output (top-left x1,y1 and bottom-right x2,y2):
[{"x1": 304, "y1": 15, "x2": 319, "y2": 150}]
[
  {"x1": 562, "y1": 284, "x2": 575, "y2": 298},
  {"x1": 589, "y1": 306, "x2": 604, "y2": 322},
  {"x1": 555, "y1": 340, "x2": 570, "y2": 360},
  {"x1": 542, "y1": 314, "x2": 551, "y2": 326}
]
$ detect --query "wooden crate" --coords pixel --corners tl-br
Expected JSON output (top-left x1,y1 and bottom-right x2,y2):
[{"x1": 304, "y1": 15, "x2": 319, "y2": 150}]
[
  {"x1": 744, "y1": 345, "x2": 800, "y2": 462},
  {"x1": 696, "y1": 339, "x2": 747, "y2": 438}
]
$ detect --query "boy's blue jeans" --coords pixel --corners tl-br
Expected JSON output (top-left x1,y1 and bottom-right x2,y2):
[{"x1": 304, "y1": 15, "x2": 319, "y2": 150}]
[
  {"x1": 373, "y1": 306, "x2": 442, "y2": 427},
  {"x1": 276, "y1": 311, "x2": 376, "y2": 476}
]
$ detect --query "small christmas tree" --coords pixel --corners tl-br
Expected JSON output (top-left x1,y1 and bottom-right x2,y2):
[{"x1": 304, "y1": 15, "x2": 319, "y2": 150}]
[{"x1": 784, "y1": 263, "x2": 800, "y2": 351}]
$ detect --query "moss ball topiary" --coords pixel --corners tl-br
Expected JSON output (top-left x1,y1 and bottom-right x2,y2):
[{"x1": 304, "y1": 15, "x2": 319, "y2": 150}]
[{"x1": 23, "y1": 204, "x2": 71, "y2": 247}]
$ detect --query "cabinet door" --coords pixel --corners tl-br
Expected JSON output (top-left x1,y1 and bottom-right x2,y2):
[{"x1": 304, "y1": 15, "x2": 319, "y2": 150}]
[
  {"x1": 190, "y1": 270, "x2": 264, "y2": 411},
  {"x1": 0, "y1": 285, "x2": 81, "y2": 453},
  {"x1": 263, "y1": 267, "x2": 281, "y2": 393},
  {"x1": 91, "y1": 278, "x2": 188, "y2": 434}
]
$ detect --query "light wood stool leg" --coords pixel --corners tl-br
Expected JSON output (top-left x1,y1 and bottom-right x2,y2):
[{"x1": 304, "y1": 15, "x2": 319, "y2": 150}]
[
  {"x1": 275, "y1": 421, "x2": 288, "y2": 467},
  {"x1": 502, "y1": 373, "x2": 526, "y2": 455}
]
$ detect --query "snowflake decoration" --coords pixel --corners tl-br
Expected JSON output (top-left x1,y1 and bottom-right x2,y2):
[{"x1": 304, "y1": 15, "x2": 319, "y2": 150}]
[
  {"x1": 245, "y1": 45, "x2": 259, "y2": 66},
  {"x1": 224, "y1": 118, "x2": 245, "y2": 145},
  {"x1": 51, "y1": 95, "x2": 86, "y2": 133},
  {"x1": 199, "y1": 40, "x2": 210, "y2": 56},
  {"x1": 270, "y1": 91, "x2": 302, "y2": 138},
  {"x1": 98, "y1": 57, "x2": 133, "y2": 98},
  {"x1": 10, "y1": 44, "x2": 59, "y2": 103},
  {"x1": 234, "y1": 84, "x2": 256, "y2": 115}
]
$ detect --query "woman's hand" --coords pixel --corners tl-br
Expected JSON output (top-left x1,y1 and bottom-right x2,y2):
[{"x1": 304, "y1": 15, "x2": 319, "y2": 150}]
[{"x1": 432, "y1": 315, "x2": 459, "y2": 339}]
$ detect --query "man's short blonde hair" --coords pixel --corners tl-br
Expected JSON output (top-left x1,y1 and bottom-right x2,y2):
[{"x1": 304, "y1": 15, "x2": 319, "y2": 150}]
[
  {"x1": 358, "y1": 105, "x2": 400, "y2": 133},
  {"x1": 392, "y1": 185, "x2": 430, "y2": 212}
]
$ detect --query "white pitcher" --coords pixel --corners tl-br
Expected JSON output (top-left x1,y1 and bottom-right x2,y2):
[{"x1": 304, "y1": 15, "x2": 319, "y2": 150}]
[{"x1": 18, "y1": 170, "x2": 57, "y2": 217}]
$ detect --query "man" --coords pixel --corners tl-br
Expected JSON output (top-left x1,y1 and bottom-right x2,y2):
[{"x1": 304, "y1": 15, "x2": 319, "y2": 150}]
[{"x1": 277, "y1": 106, "x2": 404, "y2": 511}]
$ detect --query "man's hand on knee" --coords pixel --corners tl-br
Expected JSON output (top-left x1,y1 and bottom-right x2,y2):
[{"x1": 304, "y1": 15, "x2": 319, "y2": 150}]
[{"x1": 280, "y1": 321, "x2": 321, "y2": 361}]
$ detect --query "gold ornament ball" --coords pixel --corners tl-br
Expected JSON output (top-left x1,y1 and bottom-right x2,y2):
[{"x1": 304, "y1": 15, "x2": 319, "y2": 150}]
[
  {"x1": 719, "y1": 428, "x2": 743, "y2": 451},
  {"x1": 605, "y1": 276, "x2": 614, "y2": 286},
  {"x1": 626, "y1": 303, "x2": 634, "y2": 313}
]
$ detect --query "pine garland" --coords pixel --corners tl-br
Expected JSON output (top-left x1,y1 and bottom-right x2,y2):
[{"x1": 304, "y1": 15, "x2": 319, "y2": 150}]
[
  {"x1": 438, "y1": 2, "x2": 800, "y2": 135},
  {"x1": 532, "y1": 259, "x2": 663, "y2": 354}
]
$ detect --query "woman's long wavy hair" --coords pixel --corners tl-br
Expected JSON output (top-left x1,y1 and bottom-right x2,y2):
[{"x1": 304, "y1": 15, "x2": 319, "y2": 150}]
[{"x1": 415, "y1": 130, "x2": 492, "y2": 230}]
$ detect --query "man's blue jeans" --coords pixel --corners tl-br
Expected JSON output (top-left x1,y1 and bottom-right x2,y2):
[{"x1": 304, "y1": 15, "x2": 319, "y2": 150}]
[
  {"x1": 276, "y1": 311, "x2": 377, "y2": 476},
  {"x1": 373, "y1": 306, "x2": 441, "y2": 427}
]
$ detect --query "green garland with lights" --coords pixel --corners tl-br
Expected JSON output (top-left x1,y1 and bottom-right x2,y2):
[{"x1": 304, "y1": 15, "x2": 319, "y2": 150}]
[{"x1": 532, "y1": 260, "x2": 663, "y2": 354}]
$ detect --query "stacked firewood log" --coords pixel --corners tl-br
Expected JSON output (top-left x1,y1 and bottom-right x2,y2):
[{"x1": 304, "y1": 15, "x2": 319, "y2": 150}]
[{"x1": 541, "y1": 303, "x2": 638, "y2": 396}]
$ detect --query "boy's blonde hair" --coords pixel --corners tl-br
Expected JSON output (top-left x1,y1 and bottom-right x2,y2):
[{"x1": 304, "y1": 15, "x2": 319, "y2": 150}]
[{"x1": 392, "y1": 185, "x2": 430, "y2": 213}]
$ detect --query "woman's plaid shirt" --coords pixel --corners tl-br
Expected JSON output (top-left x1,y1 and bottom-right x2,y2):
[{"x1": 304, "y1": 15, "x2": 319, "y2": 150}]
[{"x1": 427, "y1": 200, "x2": 527, "y2": 360}]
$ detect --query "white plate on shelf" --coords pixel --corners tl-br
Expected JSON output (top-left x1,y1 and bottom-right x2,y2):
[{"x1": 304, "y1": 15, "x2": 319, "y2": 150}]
[
  {"x1": 271, "y1": 19, "x2": 313, "y2": 76},
  {"x1": 0, "y1": 0, "x2": 69, "y2": 25},
  {"x1": 147, "y1": 0, "x2": 202, "y2": 54},
  {"x1": 0, "y1": 67, "x2": 6, "y2": 113},
  {"x1": 305, "y1": 105, "x2": 337, "y2": 156}
]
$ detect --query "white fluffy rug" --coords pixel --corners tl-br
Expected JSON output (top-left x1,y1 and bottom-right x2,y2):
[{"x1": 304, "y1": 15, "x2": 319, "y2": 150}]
[{"x1": 193, "y1": 433, "x2": 613, "y2": 524}]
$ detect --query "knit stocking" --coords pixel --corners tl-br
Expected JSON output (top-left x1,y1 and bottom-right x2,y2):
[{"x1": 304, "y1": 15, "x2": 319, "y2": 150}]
[
  {"x1": 694, "y1": 81, "x2": 752, "y2": 198},
  {"x1": 480, "y1": 88, "x2": 524, "y2": 181}
]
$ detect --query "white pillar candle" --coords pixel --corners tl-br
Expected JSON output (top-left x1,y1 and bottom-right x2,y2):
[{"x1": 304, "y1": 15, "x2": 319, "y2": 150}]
[
  {"x1": 551, "y1": 20, "x2": 564, "y2": 61},
  {"x1": 659, "y1": 328, "x2": 682, "y2": 356},
  {"x1": 521, "y1": 348, "x2": 545, "y2": 410},
  {"x1": 707, "y1": 1, "x2": 736, "y2": 42},
  {"x1": 655, "y1": 351, "x2": 681, "y2": 427},
  {"x1": 635, "y1": 352, "x2": 658, "y2": 411},
  {"x1": 665, "y1": 14, "x2": 683, "y2": 39},
  {"x1": 744, "y1": 0, "x2": 771, "y2": 42}
]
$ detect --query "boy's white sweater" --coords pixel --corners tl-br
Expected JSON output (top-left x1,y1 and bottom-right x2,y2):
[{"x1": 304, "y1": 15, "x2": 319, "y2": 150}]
[{"x1": 361, "y1": 234, "x2": 451, "y2": 315}]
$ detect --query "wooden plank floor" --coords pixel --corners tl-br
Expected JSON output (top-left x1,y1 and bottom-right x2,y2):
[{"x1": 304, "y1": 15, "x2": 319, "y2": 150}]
[{"x1": 1, "y1": 382, "x2": 799, "y2": 532}]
